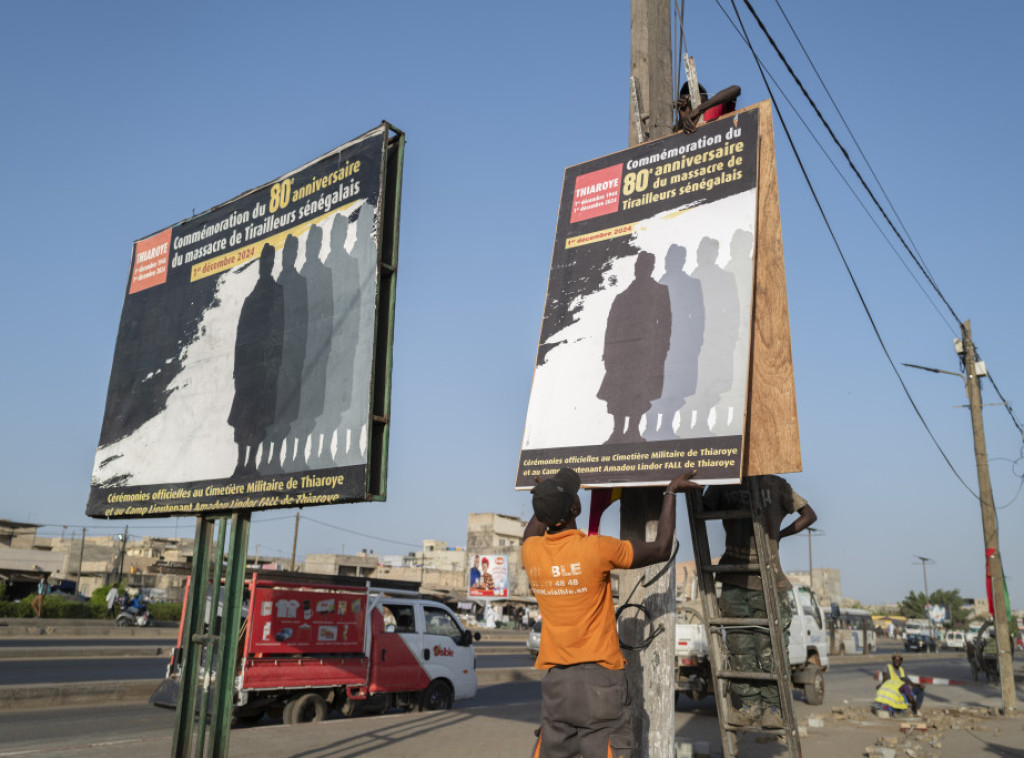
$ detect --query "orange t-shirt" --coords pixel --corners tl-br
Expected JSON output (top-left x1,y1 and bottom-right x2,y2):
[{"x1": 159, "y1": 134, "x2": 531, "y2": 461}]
[{"x1": 522, "y1": 530, "x2": 634, "y2": 670}]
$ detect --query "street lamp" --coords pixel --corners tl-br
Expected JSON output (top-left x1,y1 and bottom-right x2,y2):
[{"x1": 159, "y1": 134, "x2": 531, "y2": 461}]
[
  {"x1": 914, "y1": 555, "x2": 935, "y2": 651},
  {"x1": 806, "y1": 527, "x2": 825, "y2": 597}
]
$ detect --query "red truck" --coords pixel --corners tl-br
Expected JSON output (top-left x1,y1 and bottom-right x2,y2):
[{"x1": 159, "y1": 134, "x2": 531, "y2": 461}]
[{"x1": 154, "y1": 573, "x2": 479, "y2": 724}]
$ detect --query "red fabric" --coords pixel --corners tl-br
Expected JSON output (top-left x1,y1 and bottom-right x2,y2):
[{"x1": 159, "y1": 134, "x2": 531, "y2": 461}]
[
  {"x1": 986, "y1": 548, "x2": 995, "y2": 615},
  {"x1": 588, "y1": 489, "x2": 619, "y2": 535}
]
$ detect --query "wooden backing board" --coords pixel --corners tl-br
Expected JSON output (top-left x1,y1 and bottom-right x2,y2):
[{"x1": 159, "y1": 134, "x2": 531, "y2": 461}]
[{"x1": 740, "y1": 99, "x2": 801, "y2": 476}]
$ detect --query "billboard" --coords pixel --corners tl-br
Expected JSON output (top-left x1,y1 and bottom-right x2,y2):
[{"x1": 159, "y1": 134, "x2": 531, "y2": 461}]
[
  {"x1": 468, "y1": 554, "x2": 509, "y2": 598},
  {"x1": 88, "y1": 124, "x2": 404, "y2": 518},
  {"x1": 517, "y1": 110, "x2": 759, "y2": 488}
]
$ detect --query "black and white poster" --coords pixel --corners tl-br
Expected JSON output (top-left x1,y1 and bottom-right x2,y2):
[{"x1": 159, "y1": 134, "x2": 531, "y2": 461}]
[
  {"x1": 517, "y1": 110, "x2": 759, "y2": 488},
  {"x1": 88, "y1": 125, "x2": 402, "y2": 518}
]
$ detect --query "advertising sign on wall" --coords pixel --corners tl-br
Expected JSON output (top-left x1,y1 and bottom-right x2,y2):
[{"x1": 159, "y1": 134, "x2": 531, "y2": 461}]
[
  {"x1": 88, "y1": 124, "x2": 404, "y2": 518},
  {"x1": 517, "y1": 110, "x2": 760, "y2": 488},
  {"x1": 468, "y1": 554, "x2": 509, "y2": 598}
]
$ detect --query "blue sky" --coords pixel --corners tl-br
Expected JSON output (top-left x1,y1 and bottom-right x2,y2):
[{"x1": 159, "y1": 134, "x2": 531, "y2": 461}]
[{"x1": 2, "y1": 2, "x2": 1022, "y2": 607}]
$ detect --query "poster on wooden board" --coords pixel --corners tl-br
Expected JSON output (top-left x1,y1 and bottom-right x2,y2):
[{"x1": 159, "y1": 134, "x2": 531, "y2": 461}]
[{"x1": 517, "y1": 109, "x2": 764, "y2": 489}]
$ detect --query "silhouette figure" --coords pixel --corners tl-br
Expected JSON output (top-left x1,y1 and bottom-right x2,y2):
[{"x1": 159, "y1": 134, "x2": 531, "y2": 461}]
[
  {"x1": 691, "y1": 237, "x2": 740, "y2": 434},
  {"x1": 260, "y1": 235, "x2": 308, "y2": 473},
  {"x1": 228, "y1": 243, "x2": 285, "y2": 477},
  {"x1": 722, "y1": 229, "x2": 754, "y2": 433},
  {"x1": 288, "y1": 223, "x2": 334, "y2": 471},
  {"x1": 644, "y1": 244, "x2": 705, "y2": 440},
  {"x1": 319, "y1": 212, "x2": 362, "y2": 465},
  {"x1": 597, "y1": 251, "x2": 671, "y2": 443}
]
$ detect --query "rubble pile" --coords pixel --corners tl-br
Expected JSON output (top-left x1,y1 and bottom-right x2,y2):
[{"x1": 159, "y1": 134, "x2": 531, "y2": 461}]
[{"x1": 854, "y1": 705, "x2": 1002, "y2": 757}]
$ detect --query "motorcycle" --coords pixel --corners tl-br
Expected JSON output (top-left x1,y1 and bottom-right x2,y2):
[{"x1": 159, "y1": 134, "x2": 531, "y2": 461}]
[{"x1": 115, "y1": 603, "x2": 152, "y2": 627}]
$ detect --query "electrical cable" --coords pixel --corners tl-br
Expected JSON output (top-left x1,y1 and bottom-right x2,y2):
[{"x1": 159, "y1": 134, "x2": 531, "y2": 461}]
[
  {"x1": 737, "y1": 0, "x2": 961, "y2": 328},
  {"x1": 728, "y1": 0, "x2": 978, "y2": 498},
  {"x1": 737, "y1": 0, "x2": 1024, "y2": 445},
  {"x1": 615, "y1": 539, "x2": 679, "y2": 651},
  {"x1": 707, "y1": 0, "x2": 955, "y2": 335},
  {"x1": 767, "y1": 0, "x2": 945, "y2": 305},
  {"x1": 300, "y1": 514, "x2": 424, "y2": 549}
]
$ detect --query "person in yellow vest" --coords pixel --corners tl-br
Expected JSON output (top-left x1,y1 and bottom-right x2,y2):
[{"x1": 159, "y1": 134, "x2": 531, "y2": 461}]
[{"x1": 874, "y1": 654, "x2": 924, "y2": 717}]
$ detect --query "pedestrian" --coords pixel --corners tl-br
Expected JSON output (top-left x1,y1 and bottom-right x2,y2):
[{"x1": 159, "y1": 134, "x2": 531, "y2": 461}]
[
  {"x1": 31, "y1": 574, "x2": 48, "y2": 618},
  {"x1": 105, "y1": 586, "x2": 120, "y2": 619},
  {"x1": 704, "y1": 475, "x2": 817, "y2": 729},
  {"x1": 874, "y1": 653, "x2": 924, "y2": 717},
  {"x1": 523, "y1": 467, "x2": 699, "y2": 758}
]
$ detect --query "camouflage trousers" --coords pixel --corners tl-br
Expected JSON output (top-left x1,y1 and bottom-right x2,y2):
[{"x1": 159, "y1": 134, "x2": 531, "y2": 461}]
[{"x1": 719, "y1": 585, "x2": 792, "y2": 708}]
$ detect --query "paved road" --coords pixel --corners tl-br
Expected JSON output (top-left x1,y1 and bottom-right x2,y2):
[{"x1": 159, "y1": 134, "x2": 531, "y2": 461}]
[
  {"x1": 3, "y1": 668, "x2": 1022, "y2": 758},
  {"x1": 0, "y1": 636, "x2": 175, "y2": 648},
  {"x1": 0, "y1": 644, "x2": 533, "y2": 687}
]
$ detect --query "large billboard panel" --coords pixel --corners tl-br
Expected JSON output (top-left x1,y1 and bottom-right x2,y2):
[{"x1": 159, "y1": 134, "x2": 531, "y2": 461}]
[
  {"x1": 517, "y1": 110, "x2": 759, "y2": 488},
  {"x1": 88, "y1": 124, "x2": 404, "y2": 518}
]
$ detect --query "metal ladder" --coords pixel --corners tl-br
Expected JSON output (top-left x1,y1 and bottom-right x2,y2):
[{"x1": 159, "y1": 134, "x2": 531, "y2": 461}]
[{"x1": 685, "y1": 477, "x2": 802, "y2": 758}]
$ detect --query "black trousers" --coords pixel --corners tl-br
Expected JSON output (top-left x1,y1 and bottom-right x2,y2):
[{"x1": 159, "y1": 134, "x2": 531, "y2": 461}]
[{"x1": 533, "y1": 663, "x2": 633, "y2": 758}]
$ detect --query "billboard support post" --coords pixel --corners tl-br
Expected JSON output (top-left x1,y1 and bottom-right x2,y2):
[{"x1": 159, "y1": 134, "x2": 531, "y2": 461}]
[{"x1": 170, "y1": 514, "x2": 250, "y2": 758}]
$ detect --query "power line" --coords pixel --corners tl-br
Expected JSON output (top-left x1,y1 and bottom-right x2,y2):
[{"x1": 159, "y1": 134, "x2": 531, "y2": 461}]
[
  {"x1": 727, "y1": 0, "x2": 977, "y2": 498},
  {"x1": 300, "y1": 515, "x2": 423, "y2": 549},
  {"x1": 707, "y1": 1, "x2": 957, "y2": 336},
  {"x1": 733, "y1": 0, "x2": 1024, "y2": 444},
  {"x1": 736, "y1": 0, "x2": 960, "y2": 326}
]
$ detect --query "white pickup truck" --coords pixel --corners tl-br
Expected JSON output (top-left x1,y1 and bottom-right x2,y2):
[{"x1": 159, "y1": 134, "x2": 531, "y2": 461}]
[{"x1": 676, "y1": 585, "x2": 830, "y2": 705}]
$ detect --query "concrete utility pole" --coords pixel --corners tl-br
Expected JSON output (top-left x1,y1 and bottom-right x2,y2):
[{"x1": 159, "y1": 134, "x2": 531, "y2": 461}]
[
  {"x1": 960, "y1": 320, "x2": 1017, "y2": 713},
  {"x1": 621, "y1": 2, "x2": 676, "y2": 756}
]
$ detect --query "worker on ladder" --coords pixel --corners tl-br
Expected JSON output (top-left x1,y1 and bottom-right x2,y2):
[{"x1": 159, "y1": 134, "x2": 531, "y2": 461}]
[{"x1": 704, "y1": 475, "x2": 817, "y2": 728}]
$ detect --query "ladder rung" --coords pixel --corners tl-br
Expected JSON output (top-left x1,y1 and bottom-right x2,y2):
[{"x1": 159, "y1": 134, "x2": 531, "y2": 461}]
[
  {"x1": 709, "y1": 616, "x2": 770, "y2": 627},
  {"x1": 723, "y1": 723, "x2": 787, "y2": 733},
  {"x1": 703, "y1": 563, "x2": 760, "y2": 573},
  {"x1": 716, "y1": 670, "x2": 778, "y2": 682},
  {"x1": 694, "y1": 508, "x2": 751, "y2": 521}
]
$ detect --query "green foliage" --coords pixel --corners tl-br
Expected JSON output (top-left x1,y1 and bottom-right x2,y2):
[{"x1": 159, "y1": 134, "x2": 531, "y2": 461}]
[
  {"x1": 0, "y1": 583, "x2": 6, "y2": 601},
  {"x1": 898, "y1": 588, "x2": 971, "y2": 627},
  {"x1": 148, "y1": 602, "x2": 182, "y2": 622},
  {"x1": 0, "y1": 599, "x2": 32, "y2": 617}
]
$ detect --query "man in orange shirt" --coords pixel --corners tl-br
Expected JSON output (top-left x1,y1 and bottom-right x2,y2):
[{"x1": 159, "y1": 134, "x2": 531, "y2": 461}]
[{"x1": 523, "y1": 467, "x2": 698, "y2": 758}]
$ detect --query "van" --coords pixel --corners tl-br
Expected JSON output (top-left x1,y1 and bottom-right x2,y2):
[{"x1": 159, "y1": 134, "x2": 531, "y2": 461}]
[{"x1": 944, "y1": 630, "x2": 966, "y2": 650}]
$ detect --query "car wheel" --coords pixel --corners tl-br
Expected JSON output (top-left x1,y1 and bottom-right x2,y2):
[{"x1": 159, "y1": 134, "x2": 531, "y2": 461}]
[
  {"x1": 283, "y1": 692, "x2": 328, "y2": 725},
  {"x1": 802, "y1": 664, "x2": 825, "y2": 706},
  {"x1": 419, "y1": 680, "x2": 453, "y2": 711}
]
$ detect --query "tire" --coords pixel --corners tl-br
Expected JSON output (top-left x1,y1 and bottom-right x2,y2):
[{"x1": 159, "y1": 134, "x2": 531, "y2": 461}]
[
  {"x1": 802, "y1": 664, "x2": 825, "y2": 706},
  {"x1": 419, "y1": 680, "x2": 453, "y2": 711},
  {"x1": 115, "y1": 616, "x2": 130, "y2": 627},
  {"x1": 283, "y1": 692, "x2": 328, "y2": 725}
]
